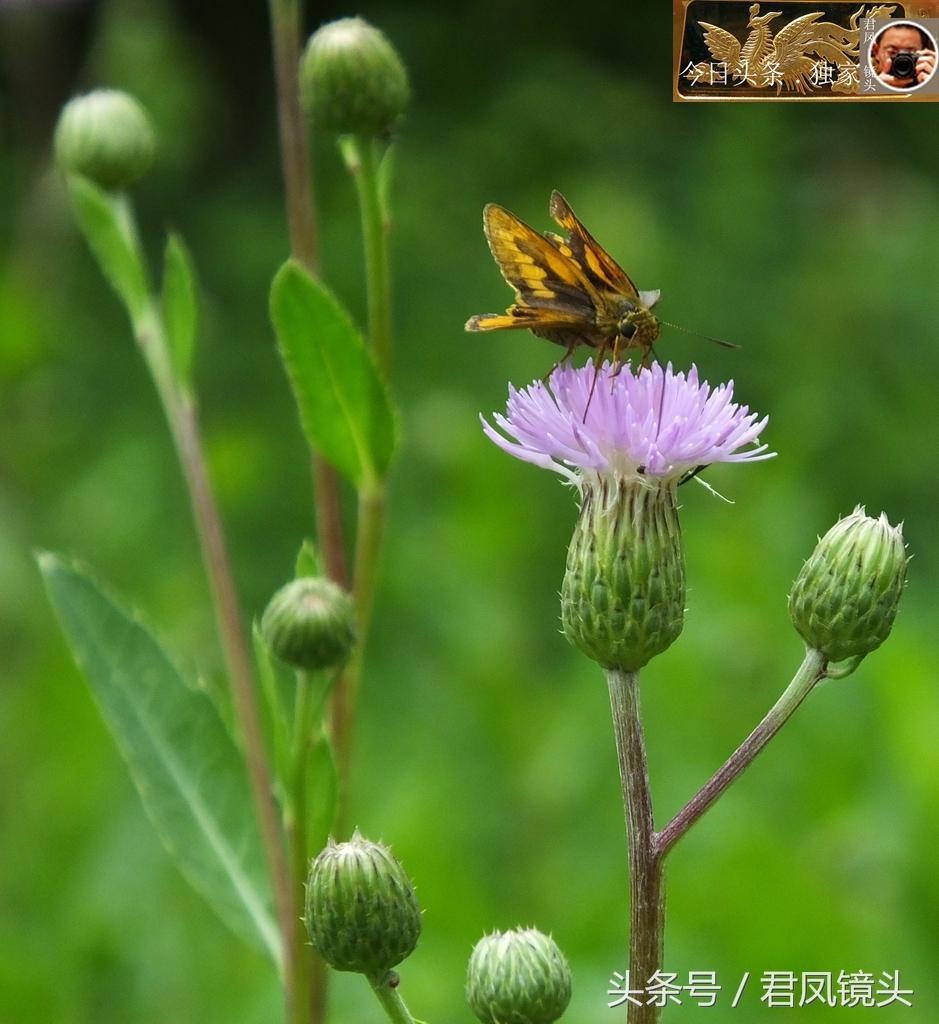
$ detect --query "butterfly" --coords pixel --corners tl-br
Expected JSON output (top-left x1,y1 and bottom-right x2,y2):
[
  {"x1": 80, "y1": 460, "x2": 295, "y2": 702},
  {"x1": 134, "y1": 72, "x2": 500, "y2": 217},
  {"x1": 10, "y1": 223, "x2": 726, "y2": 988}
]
[{"x1": 465, "y1": 190, "x2": 664, "y2": 369}]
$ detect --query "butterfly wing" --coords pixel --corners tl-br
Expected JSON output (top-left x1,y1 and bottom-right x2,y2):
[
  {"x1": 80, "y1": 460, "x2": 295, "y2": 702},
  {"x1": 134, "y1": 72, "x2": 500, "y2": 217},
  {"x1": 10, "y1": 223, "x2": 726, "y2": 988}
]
[
  {"x1": 548, "y1": 191, "x2": 641, "y2": 301},
  {"x1": 479, "y1": 202, "x2": 598, "y2": 319}
]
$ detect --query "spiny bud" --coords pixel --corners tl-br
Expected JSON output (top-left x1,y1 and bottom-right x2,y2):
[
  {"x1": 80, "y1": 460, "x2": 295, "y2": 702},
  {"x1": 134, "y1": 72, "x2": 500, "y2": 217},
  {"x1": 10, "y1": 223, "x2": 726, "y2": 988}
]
[
  {"x1": 300, "y1": 17, "x2": 410, "y2": 136},
  {"x1": 561, "y1": 479, "x2": 685, "y2": 672},
  {"x1": 261, "y1": 577, "x2": 355, "y2": 671},
  {"x1": 54, "y1": 89, "x2": 156, "y2": 190},
  {"x1": 789, "y1": 506, "x2": 907, "y2": 664},
  {"x1": 466, "y1": 928, "x2": 572, "y2": 1024},
  {"x1": 305, "y1": 833, "x2": 421, "y2": 977}
]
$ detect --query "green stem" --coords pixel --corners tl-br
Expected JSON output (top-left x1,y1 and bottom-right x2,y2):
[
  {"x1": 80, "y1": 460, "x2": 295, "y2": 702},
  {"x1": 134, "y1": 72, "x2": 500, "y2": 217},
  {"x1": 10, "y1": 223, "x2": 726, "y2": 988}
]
[
  {"x1": 657, "y1": 646, "x2": 828, "y2": 857},
  {"x1": 330, "y1": 135, "x2": 394, "y2": 836},
  {"x1": 368, "y1": 972, "x2": 417, "y2": 1024},
  {"x1": 607, "y1": 669, "x2": 664, "y2": 1024},
  {"x1": 128, "y1": 289, "x2": 299, "y2": 1016},
  {"x1": 268, "y1": 0, "x2": 349, "y2": 591},
  {"x1": 346, "y1": 134, "x2": 393, "y2": 379},
  {"x1": 332, "y1": 484, "x2": 386, "y2": 835}
]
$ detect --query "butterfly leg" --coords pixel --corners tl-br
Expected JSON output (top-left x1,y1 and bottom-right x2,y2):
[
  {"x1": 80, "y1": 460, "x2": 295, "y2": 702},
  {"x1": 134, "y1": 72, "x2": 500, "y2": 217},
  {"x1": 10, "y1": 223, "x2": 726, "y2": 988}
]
[
  {"x1": 583, "y1": 339, "x2": 610, "y2": 422},
  {"x1": 540, "y1": 337, "x2": 580, "y2": 383}
]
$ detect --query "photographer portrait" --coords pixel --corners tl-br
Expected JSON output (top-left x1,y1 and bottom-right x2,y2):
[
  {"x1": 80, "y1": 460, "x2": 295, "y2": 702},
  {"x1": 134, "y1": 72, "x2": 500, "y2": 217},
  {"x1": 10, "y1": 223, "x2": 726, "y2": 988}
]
[{"x1": 871, "y1": 21, "x2": 937, "y2": 89}]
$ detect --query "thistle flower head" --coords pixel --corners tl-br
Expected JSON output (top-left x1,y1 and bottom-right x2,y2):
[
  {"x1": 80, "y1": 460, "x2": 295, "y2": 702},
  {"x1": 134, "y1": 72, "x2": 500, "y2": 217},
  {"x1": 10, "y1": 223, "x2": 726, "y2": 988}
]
[
  {"x1": 481, "y1": 361, "x2": 773, "y2": 490},
  {"x1": 304, "y1": 832, "x2": 421, "y2": 978},
  {"x1": 483, "y1": 362, "x2": 773, "y2": 672},
  {"x1": 261, "y1": 577, "x2": 356, "y2": 671},
  {"x1": 54, "y1": 89, "x2": 156, "y2": 190},
  {"x1": 466, "y1": 928, "x2": 572, "y2": 1024},
  {"x1": 789, "y1": 506, "x2": 907, "y2": 665},
  {"x1": 300, "y1": 17, "x2": 410, "y2": 136}
]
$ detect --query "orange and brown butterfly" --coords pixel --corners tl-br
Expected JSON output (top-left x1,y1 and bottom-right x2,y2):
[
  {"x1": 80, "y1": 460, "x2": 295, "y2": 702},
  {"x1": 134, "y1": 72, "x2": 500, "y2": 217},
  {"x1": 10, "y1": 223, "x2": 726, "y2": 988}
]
[{"x1": 465, "y1": 190, "x2": 663, "y2": 368}]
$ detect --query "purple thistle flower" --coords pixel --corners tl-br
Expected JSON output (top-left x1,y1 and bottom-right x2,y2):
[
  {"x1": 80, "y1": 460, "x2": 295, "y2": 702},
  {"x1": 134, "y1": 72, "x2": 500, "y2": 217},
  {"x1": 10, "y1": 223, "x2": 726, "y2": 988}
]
[{"x1": 481, "y1": 362, "x2": 774, "y2": 488}]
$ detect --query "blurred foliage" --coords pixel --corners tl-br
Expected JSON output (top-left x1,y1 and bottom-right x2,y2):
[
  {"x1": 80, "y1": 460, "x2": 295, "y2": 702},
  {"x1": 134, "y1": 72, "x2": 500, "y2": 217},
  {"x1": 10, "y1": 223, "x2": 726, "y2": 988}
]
[{"x1": 2, "y1": 1, "x2": 938, "y2": 1022}]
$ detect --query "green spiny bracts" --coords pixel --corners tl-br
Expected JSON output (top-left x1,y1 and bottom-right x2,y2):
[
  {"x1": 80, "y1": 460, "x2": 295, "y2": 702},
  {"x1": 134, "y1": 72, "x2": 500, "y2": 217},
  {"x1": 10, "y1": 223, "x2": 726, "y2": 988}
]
[
  {"x1": 304, "y1": 833, "x2": 421, "y2": 978},
  {"x1": 300, "y1": 17, "x2": 410, "y2": 137},
  {"x1": 466, "y1": 928, "x2": 572, "y2": 1024},
  {"x1": 561, "y1": 479, "x2": 685, "y2": 672},
  {"x1": 54, "y1": 90, "x2": 156, "y2": 190},
  {"x1": 789, "y1": 506, "x2": 907, "y2": 664},
  {"x1": 261, "y1": 576, "x2": 356, "y2": 672}
]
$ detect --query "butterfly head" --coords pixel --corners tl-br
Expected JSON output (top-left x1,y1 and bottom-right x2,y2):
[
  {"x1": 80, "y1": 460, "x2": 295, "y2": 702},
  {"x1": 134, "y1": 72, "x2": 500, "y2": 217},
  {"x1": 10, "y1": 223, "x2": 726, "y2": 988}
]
[{"x1": 617, "y1": 291, "x2": 661, "y2": 348}]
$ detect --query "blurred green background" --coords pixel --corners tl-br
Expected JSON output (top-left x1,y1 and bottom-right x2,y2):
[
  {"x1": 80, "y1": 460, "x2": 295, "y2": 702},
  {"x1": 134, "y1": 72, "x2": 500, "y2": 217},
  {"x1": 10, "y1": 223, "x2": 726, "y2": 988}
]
[{"x1": 2, "y1": 1, "x2": 937, "y2": 1021}]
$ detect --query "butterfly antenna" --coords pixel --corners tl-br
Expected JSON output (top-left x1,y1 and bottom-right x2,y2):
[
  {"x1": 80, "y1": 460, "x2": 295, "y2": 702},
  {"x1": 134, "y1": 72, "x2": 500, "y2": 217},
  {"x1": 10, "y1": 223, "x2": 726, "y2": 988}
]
[{"x1": 659, "y1": 319, "x2": 740, "y2": 350}]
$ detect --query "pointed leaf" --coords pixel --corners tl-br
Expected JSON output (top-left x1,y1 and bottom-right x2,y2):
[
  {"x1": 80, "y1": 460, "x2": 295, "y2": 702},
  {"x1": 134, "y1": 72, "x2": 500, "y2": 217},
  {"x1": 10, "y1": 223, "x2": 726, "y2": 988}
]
[
  {"x1": 66, "y1": 174, "x2": 149, "y2": 324},
  {"x1": 161, "y1": 232, "x2": 198, "y2": 387},
  {"x1": 295, "y1": 539, "x2": 323, "y2": 579},
  {"x1": 39, "y1": 553, "x2": 280, "y2": 963},
  {"x1": 270, "y1": 260, "x2": 396, "y2": 488}
]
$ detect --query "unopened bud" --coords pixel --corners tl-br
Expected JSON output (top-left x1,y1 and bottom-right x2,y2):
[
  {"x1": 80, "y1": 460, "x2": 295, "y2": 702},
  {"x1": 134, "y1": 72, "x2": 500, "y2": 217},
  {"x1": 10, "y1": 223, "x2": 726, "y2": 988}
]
[
  {"x1": 561, "y1": 479, "x2": 685, "y2": 672},
  {"x1": 261, "y1": 577, "x2": 355, "y2": 671},
  {"x1": 466, "y1": 928, "x2": 572, "y2": 1024},
  {"x1": 54, "y1": 89, "x2": 156, "y2": 189},
  {"x1": 789, "y1": 506, "x2": 907, "y2": 663},
  {"x1": 300, "y1": 17, "x2": 410, "y2": 136},
  {"x1": 305, "y1": 833, "x2": 421, "y2": 977}
]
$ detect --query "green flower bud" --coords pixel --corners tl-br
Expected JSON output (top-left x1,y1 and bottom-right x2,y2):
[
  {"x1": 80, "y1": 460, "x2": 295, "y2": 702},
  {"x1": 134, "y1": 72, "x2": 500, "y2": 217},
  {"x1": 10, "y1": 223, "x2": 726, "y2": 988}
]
[
  {"x1": 305, "y1": 833, "x2": 421, "y2": 977},
  {"x1": 54, "y1": 89, "x2": 156, "y2": 189},
  {"x1": 789, "y1": 506, "x2": 907, "y2": 664},
  {"x1": 261, "y1": 577, "x2": 355, "y2": 671},
  {"x1": 300, "y1": 17, "x2": 410, "y2": 136},
  {"x1": 561, "y1": 479, "x2": 685, "y2": 672},
  {"x1": 466, "y1": 928, "x2": 572, "y2": 1024}
]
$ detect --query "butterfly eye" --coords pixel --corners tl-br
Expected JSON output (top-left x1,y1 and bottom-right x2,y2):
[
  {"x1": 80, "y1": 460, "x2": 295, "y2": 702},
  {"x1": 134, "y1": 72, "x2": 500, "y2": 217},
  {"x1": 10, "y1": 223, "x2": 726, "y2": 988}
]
[{"x1": 619, "y1": 320, "x2": 637, "y2": 340}]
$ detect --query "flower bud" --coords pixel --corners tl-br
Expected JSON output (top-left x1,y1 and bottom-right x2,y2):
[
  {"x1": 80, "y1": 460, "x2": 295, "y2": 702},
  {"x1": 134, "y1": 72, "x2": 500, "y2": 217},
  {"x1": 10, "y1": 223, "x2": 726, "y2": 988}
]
[
  {"x1": 466, "y1": 928, "x2": 572, "y2": 1024},
  {"x1": 789, "y1": 507, "x2": 907, "y2": 663},
  {"x1": 305, "y1": 833, "x2": 421, "y2": 977},
  {"x1": 261, "y1": 577, "x2": 355, "y2": 671},
  {"x1": 54, "y1": 89, "x2": 156, "y2": 190},
  {"x1": 300, "y1": 17, "x2": 410, "y2": 136},
  {"x1": 561, "y1": 480, "x2": 685, "y2": 672}
]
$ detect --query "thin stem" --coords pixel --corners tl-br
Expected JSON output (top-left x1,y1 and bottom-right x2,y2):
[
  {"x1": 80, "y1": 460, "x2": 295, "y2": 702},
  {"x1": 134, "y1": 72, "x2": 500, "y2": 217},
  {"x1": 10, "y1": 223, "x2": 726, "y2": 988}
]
[
  {"x1": 607, "y1": 669, "x2": 665, "y2": 1024},
  {"x1": 131, "y1": 300, "x2": 299, "y2": 1017},
  {"x1": 268, "y1": 0, "x2": 348, "y2": 589},
  {"x1": 329, "y1": 135, "x2": 394, "y2": 835},
  {"x1": 332, "y1": 484, "x2": 386, "y2": 834},
  {"x1": 657, "y1": 646, "x2": 828, "y2": 858},
  {"x1": 367, "y1": 972, "x2": 417, "y2": 1024},
  {"x1": 346, "y1": 135, "x2": 393, "y2": 379}
]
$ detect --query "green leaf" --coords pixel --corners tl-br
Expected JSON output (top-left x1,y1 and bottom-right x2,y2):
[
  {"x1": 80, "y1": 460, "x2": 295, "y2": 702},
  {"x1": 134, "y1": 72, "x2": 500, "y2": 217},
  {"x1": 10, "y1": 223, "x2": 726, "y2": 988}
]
[
  {"x1": 39, "y1": 553, "x2": 280, "y2": 963},
  {"x1": 66, "y1": 174, "x2": 149, "y2": 325},
  {"x1": 295, "y1": 539, "x2": 323, "y2": 579},
  {"x1": 270, "y1": 260, "x2": 396, "y2": 488},
  {"x1": 161, "y1": 232, "x2": 199, "y2": 387}
]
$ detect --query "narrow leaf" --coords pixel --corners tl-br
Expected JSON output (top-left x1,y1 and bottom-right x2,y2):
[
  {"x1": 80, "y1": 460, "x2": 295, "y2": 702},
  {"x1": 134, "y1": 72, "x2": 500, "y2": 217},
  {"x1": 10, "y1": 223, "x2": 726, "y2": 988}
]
[
  {"x1": 66, "y1": 174, "x2": 149, "y2": 324},
  {"x1": 270, "y1": 260, "x2": 396, "y2": 488},
  {"x1": 295, "y1": 539, "x2": 323, "y2": 579},
  {"x1": 39, "y1": 553, "x2": 280, "y2": 963},
  {"x1": 162, "y1": 232, "x2": 199, "y2": 387}
]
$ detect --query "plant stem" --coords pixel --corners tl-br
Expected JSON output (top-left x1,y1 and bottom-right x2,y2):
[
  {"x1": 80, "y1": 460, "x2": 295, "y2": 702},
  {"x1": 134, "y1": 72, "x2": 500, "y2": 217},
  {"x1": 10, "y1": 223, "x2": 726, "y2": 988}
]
[
  {"x1": 268, "y1": 0, "x2": 348, "y2": 589},
  {"x1": 347, "y1": 135, "x2": 393, "y2": 379},
  {"x1": 131, "y1": 299, "x2": 300, "y2": 1019},
  {"x1": 330, "y1": 135, "x2": 394, "y2": 834},
  {"x1": 368, "y1": 972, "x2": 417, "y2": 1024},
  {"x1": 606, "y1": 669, "x2": 665, "y2": 1024},
  {"x1": 657, "y1": 646, "x2": 828, "y2": 857},
  {"x1": 332, "y1": 484, "x2": 386, "y2": 833}
]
